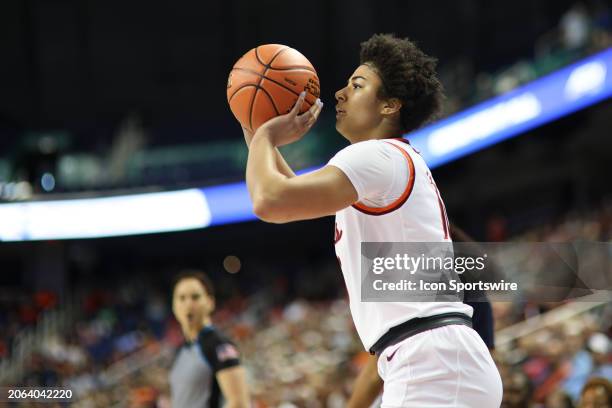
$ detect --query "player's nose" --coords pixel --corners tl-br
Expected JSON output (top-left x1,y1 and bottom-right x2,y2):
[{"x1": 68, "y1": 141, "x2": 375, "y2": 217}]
[{"x1": 335, "y1": 87, "x2": 346, "y2": 102}]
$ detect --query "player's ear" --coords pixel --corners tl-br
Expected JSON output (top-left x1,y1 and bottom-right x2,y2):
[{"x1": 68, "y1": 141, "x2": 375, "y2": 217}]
[{"x1": 381, "y1": 97, "x2": 402, "y2": 116}]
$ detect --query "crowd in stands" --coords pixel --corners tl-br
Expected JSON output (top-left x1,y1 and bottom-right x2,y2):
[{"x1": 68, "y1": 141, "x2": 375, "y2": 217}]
[
  {"x1": 1, "y1": 203, "x2": 610, "y2": 407},
  {"x1": 0, "y1": 290, "x2": 58, "y2": 361},
  {"x1": 440, "y1": 0, "x2": 612, "y2": 118},
  {"x1": 497, "y1": 320, "x2": 610, "y2": 407}
]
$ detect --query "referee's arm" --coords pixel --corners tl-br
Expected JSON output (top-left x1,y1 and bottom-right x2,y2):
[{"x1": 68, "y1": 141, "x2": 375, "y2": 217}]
[
  {"x1": 217, "y1": 366, "x2": 250, "y2": 408},
  {"x1": 201, "y1": 332, "x2": 250, "y2": 408}
]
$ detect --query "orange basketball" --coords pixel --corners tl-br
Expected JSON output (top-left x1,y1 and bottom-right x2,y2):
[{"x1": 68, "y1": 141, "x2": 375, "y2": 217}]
[{"x1": 227, "y1": 44, "x2": 320, "y2": 132}]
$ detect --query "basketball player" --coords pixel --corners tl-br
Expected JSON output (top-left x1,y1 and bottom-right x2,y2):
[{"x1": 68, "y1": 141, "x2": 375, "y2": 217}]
[
  {"x1": 242, "y1": 33, "x2": 502, "y2": 406},
  {"x1": 170, "y1": 271, "x2": 249, "y2": 408}
]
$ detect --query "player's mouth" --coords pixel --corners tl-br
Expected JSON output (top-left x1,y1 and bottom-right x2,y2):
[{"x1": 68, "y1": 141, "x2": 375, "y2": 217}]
[{"x1": 336, "y1": 107, "x2": 346, "y2": 118}]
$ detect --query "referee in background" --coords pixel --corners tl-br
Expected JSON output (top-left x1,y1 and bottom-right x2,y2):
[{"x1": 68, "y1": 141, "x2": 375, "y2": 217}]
[{"x1": 170, "y1": 270, "x2": 249, "y2": 408}]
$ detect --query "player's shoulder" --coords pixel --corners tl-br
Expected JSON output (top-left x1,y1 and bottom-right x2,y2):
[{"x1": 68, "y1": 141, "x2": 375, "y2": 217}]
[
  {"x1": 342, "y1": 138, "x2": 385, "y2": 150},
  {"x1": 334, "y1": 139, "x2": 398, "y2": 159}
]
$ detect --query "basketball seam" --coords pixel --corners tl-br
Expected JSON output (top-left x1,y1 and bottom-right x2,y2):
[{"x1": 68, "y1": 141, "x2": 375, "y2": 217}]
[
  {"x1": 267, "y1": 65, "x2": 316, "y2": 74},
  {"x1": 249, "y1": 46, "x2": 289, "y2": 130},
  {"x1": 227, "y1": 84, "x2": 258, "y2": 104},
  {"x1": 253, "y1": 46, "x2": 316, "y2": 74},
  {"x1": 227, "y1": 84, "x2": 280, "y2": 116},
  {"x1": 254, "y1": 47, "x2": 268, "y2": 67},
  {"x1": 228, "y1": 69, "x2": 314, "y2": 118},
  {"x1": 231, "y1": 67, "x2": 309, "y2": 99},
  {"x1": 258, "y1": 87, "x2": 280, "y2": 116}
]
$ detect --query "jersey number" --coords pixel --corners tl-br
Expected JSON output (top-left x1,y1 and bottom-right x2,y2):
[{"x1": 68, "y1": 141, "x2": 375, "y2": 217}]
[{"x1": 426, "y1": 171, "x2": 450, "y2": 239}]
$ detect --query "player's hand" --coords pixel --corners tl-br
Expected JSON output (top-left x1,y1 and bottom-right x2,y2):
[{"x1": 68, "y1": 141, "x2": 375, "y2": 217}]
[
  {"x1": 254, "y1": 91, "x2": 323, "y2": 147},
  {"x1": 242, "y1": 126, "x2": 254, "y2": 147}
]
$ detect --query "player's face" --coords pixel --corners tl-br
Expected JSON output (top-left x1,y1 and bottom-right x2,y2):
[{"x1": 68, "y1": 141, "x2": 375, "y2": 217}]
[
  {"x1": 172, "y1": 278, "x2": 214, "y2": 330},
  {"x1": 335, "y1": 64, "x2": 386, "y2": 142}
]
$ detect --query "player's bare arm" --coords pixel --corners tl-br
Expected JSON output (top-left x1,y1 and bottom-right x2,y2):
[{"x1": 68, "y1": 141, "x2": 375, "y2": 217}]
[
  {"x1": 242, "y1": 126, "x2": 296, "y2": 178},
  {"x1": 216, "y1": 366, "x2": 250, "y2": 408},
  {"x1": 347, "y1": 354, "x2": 383, "y2": 408},
  {"x1": 246, "y1": 92, "x2": 358, "y2": 223}
]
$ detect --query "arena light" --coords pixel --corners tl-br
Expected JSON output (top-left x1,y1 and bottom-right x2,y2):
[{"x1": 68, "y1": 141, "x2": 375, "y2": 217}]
[
  {"x1": 0, "y1": 189, "x2": 211, "y2": 241},
  {"x1": 202, "y1": 181, "x2": 255, "y2": 227},
  {"x1": 202, "y1": 167, "x2": 314, "y2": 226},
  {"x1": 408, "y1": 47, "x2": 612, "y2": 168}
]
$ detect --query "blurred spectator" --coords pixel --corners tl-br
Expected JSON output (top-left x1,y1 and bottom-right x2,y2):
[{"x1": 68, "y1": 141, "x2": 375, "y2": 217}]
[
  {"x1": 588, "y1": 333, "x2": 612, "y2": 378},
  {"x1": 487, "y1": 214, "x2": 508, "y2": 242},
  {"x1": 578, "y1": 377, "x2": 612, "y2": 408},
  {"x1": 501, "y1": 367, "x2": 532, "y2": 407},
  {"x1": 546, "y1": 389, "x2": 576, "y2": 408},
  {"x1": 562, "y1": 332, "x2": 611, "y2": 401},
  {"x1": 561, "y1": 3, "x2": 593, "y2": 50}
]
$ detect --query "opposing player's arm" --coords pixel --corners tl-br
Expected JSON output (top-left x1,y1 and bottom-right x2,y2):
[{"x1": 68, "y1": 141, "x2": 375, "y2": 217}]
[
  {"x1": 450, "y1": 223, "x2": 496, "y2": 351},
  {"x1": 347, "y1": 353, "x2": 383, "y2": 408},
  {"x1": 216, "y1": 366, "x2": 250, "y2": 408}
]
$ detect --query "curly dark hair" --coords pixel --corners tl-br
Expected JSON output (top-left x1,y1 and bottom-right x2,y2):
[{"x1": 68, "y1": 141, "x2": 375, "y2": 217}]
[{"x1": 360, "y1": 33, "x2": 444, "y2": 133}]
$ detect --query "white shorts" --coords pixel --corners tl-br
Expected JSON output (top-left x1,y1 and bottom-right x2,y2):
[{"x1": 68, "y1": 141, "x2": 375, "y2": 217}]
[{"x1": 376, "y1": 324, "x2": 503, "y2": 408}]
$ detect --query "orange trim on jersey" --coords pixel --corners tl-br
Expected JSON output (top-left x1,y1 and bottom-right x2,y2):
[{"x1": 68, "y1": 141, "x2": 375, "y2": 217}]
[
  {"x1": 393, "y1": 137, "x2": 422, "y2": 154},
  {"x1": 392, "y1": 137, "x2": 411, "y2": 145},
  {"x1": 351, "y1": 141, "x2": 415, "y2": 216}
]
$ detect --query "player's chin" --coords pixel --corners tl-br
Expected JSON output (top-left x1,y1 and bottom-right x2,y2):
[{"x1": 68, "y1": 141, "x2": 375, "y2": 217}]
[
  {"x1": 335, "y1": 117, "x2": 345, "y2": 132},
  {"x1": 335, "y1": 121, "x2": 350, "y2": 140}
]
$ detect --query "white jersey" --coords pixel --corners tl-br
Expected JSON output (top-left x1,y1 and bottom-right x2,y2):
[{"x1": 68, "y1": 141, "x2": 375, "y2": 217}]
[{"x1": 328, "y1": 138, "x2": 473, "y2": 350}]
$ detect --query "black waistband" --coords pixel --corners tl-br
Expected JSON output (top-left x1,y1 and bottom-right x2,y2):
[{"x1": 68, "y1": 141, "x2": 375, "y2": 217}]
[{"x1": 369, "y1": 312, "x2": 472, "y2": 356}]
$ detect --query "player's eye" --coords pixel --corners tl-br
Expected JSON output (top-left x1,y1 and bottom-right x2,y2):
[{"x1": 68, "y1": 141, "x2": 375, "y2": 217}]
[{"x1": 352, "y1": 83, "x2": 361, "y2": 89}]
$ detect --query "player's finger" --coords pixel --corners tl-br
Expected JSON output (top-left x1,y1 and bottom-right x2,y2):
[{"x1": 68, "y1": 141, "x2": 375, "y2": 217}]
[
  {"x1": 301, "y1": 99, "x2": 323, "y2": 128},
  {"x1": 311, "y1": 99, "x2": 323, "y2": 123},
  {"x1": 313, "y1": 99, "x2": 323, "y2": 119},
  {"x1": 290, "y1": 91, "x2": 307, "y2": 117},
  {"x1": 298, "y1": 105, "x2": 315, "y2": 128}
]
